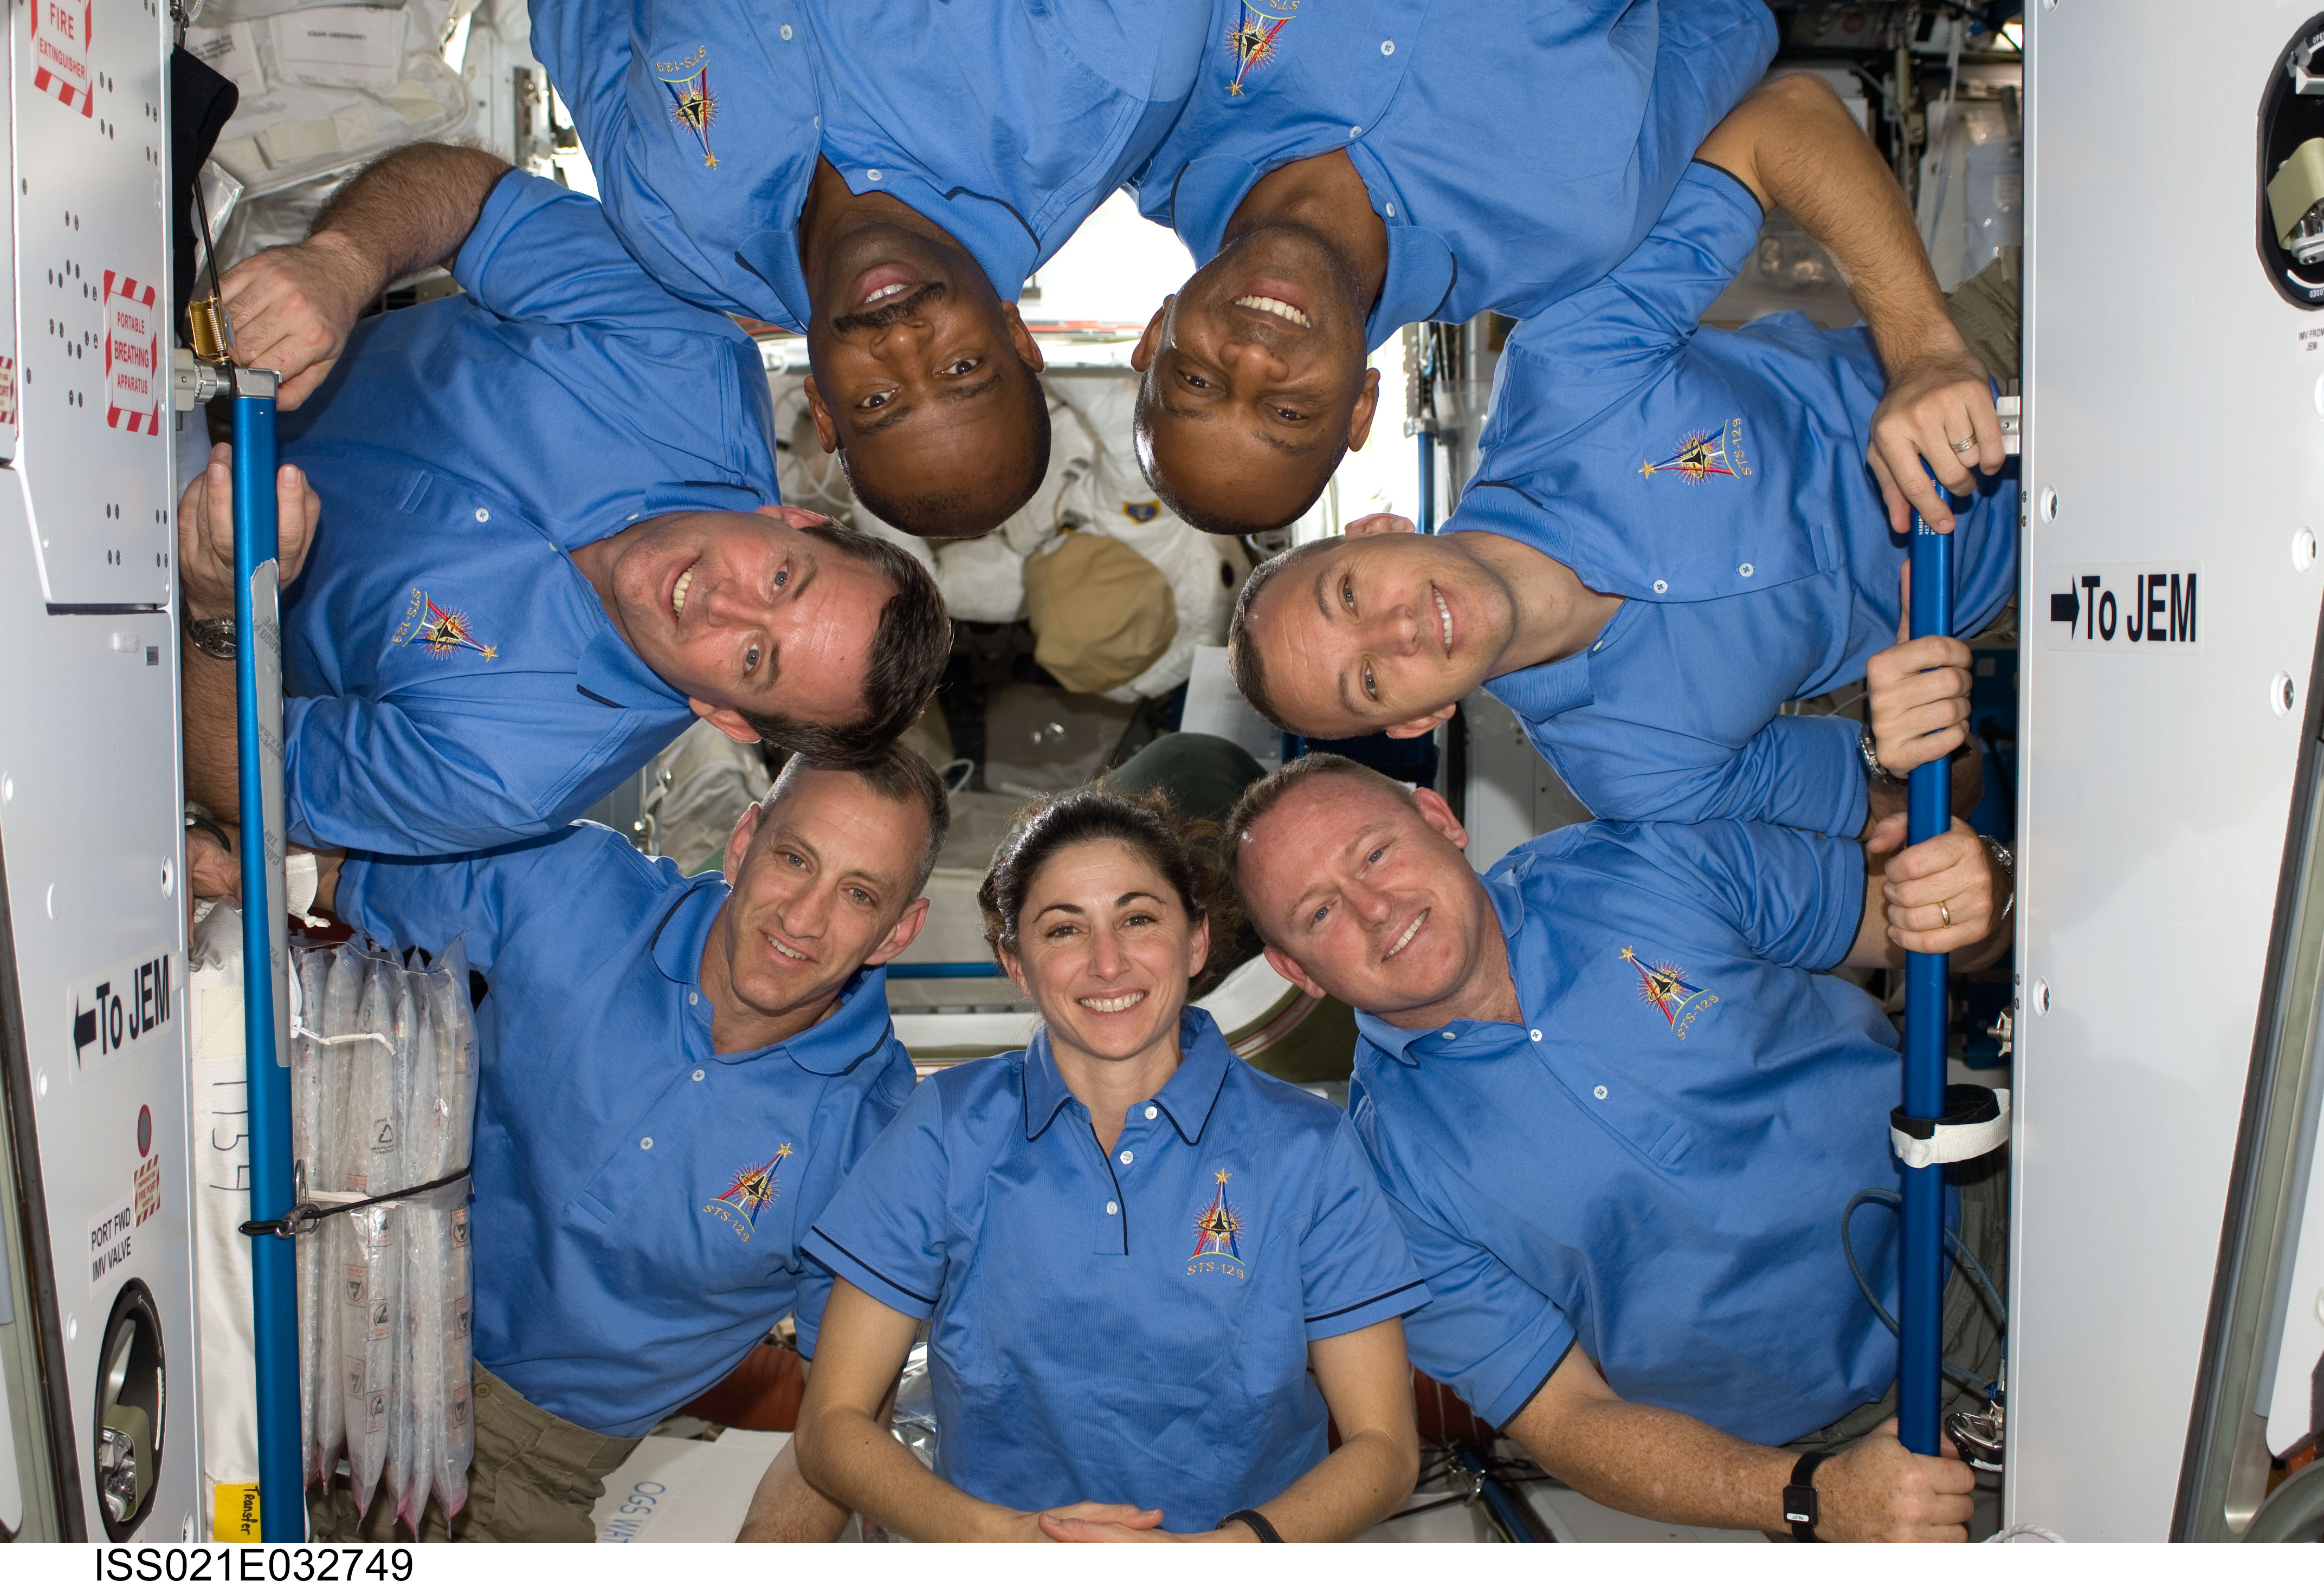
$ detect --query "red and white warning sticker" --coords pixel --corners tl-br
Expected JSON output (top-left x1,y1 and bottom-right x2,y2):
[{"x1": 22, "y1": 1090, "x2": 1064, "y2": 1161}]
[
  {"x1": 31, "y1": 0, "x2": 94, "y2": 118},
  {"x1": 102, "y1": 271, "x2": 160, "y2": 435}
]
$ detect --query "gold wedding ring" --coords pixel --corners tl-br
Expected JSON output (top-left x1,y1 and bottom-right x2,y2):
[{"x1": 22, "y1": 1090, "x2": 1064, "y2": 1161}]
[{"x1": 1939, "y1": 900, "x2": 1953, "y2": 928}]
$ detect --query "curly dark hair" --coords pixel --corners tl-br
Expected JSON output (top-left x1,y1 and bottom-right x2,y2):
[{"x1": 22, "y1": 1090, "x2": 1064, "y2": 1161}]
[{"x1": 976, "y1": 786, "x2": 1242, "y2": 994}]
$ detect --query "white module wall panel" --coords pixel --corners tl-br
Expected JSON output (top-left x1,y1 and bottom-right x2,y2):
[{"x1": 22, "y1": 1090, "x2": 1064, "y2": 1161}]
[
  {"x1": 0, "y1": 0, "x2": 196, "y2": 1544},
  {"x1": 14, "y1": 0, "x2": 171, "y2": 609},
  {"x1": 2012, "y1": 6, "x2": 2324, "y2": 1538}
]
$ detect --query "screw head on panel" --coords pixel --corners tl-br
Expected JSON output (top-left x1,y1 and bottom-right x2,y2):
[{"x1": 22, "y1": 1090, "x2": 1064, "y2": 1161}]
[
  {"x1": 2039, "y1": 488, "x2": 2058, "y2": 522},
  {"x1": 2032, "y1": 980, "x2": 2051, "y2": 1016},
  {"x1": 2298, "y1": 528, "x2": 2319, "y2": 573},
  {"x1": 160, "y1": 860, "x2": 173, "y2": 897},
  {"x1": 2275, "y1": 672, "x2": 2298, "y2": 717}
]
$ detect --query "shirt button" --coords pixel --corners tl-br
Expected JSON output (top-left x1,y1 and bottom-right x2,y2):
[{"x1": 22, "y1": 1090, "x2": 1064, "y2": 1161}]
[
  {"x1": 1119, "y1": 1150, "x2": 1134, "y2": 1165},
  {"x1": 866, "y1": 169, "x2": 882, "y2": 182},
  {"x1": 640, "y1": 1136, "x2": 654, "y2": 1149},
  {"x1": 1530, "y1": 1029, "x2": 1542, "y2": 1042},
  {"x1": 1440, "y1": 1030, "x2": 1456, "y2": 1040},
  {"x1": 1592, "y1": 1086, "x2": 1608, "y2": 1102},
  {"x1": 1380, "y1": 39, "x2": 1395, "y2": 55},
  {"x1": 780, "y1": 23, "x2": 792, "y2": 38},
  {"x1": 1350, "y1": 125, "x2": 1363, "y2": 138},
  {"x1": 473, "y1": 507, "x2": 489, "y2": 523},
  {"x1": 1652, "y1": 579, "x2": 1669, "y2": 594},
  {"x1": 1739, "y1": 563, "x2": 1755, "y2": 577},
  {"x1": 1106, "y1": 1201, "x2": 1118, "y2": 1216},
  {"x1": 692, "y1": 1069, "x2": 705, "y2": 1082},
  {"x1": 1384, "y1": 202, "x2": 1396, "y2": 217},
  {"x1": 1144, "y1": 1105, "x2": 1158, "y2": 1120},
  {"x1": 688, "y1": 990, "x2": 699, "y2": 1006}
]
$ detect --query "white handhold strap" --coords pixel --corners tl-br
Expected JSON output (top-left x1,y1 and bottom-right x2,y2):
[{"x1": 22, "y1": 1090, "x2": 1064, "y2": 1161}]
[{"x1": 1891, "y1": 1086, "x2": 2011, "y2": 1170}]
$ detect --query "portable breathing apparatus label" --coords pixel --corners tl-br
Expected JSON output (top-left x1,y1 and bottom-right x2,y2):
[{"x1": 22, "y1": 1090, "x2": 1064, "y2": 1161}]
[
  {"x1": 2042, "y1": 562, "x2": 2202, "y2": 653},
  {"x1": 68, "y1": 947, "x2": 179, "y2": 1083}
]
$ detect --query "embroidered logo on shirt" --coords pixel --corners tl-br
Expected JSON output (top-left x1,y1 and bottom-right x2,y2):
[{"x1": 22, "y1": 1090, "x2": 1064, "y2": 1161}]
[
  {"x1": 1225, "y1": 2, "x2": 1296, "y2": 95},
  {"x1": 1187, "y1": 1169, "x2": 1248, "y2": 1280},
  {"x1": 1638, "y1": 418, "x2": 1752, "y2": 483},
  {"x1": 1122, "y1": 500, "x2": 1161, "y2": 524},
  {"x1": 703, "y1": 1142, "x2": 793, "y2": 1243},
  {"x1": 656, "y1": 46, "x2": 718, "y2": 168},
  {"x1": 391, "y1": 588, "x2": 498, "y2": 660},
  {"x1": 1622, "y1": 947, "x2": 1720, "y2": 1040}
]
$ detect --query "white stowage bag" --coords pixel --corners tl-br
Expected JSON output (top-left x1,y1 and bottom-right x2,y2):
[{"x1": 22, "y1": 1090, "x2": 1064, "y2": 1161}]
[{"x1": 288, "y1": 933, "x2": 479, "y2": 1530}]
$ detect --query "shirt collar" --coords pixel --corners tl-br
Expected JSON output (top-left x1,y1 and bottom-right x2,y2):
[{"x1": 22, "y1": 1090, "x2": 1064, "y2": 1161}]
[
  {"x1": 1365, "y1": 224, "x2": 1456, "y2": 351},
  {"x1": 1022, "y1": 1006, "x2": 1235, "y2": 1143},
  {"x1": 736, "y1": 179, "x2": 1042, "y2": 338},
  {"x1": 656, "y1": 883, "x2": 903, "y2": 1071}
]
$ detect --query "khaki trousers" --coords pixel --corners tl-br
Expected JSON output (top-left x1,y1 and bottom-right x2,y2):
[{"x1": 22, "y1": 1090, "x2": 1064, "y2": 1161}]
[{"x1": 307, "y1": 1363, "x2": 642, "y2": 1543}]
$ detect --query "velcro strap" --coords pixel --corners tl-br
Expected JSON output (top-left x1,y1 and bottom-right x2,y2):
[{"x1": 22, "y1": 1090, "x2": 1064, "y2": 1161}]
[{"x1": 1890, "y1": 1085, "x2": 2011, "y2": 1169}]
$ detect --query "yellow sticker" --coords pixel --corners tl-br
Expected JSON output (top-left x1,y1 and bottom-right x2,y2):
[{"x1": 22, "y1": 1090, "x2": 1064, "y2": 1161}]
[{"x1": 212, "y1": 1482, "x2": 261, "y2": 1541}]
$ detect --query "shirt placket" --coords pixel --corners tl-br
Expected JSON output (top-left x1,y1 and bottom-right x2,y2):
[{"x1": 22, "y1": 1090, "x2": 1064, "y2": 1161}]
[{"x1": 1088, "y1": 1100, "x2": 1167, "y2": 1257}]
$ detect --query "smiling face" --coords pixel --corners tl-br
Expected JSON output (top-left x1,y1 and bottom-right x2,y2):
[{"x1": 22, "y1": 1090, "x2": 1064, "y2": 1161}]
[
  {"x1": 711, "y1": 766, "x2": 932, "y2": 1038},
  {"x1": 1133, "y1": 221, "x2": 1380, "y2": 531},
  {"x1": 1237, "y1": 774, "x2": 1500, "y2": 1028},
  {"x1": 1000, "y1": 838, "x2": 1210, "y2": 1070},
  {"x1": 1243, "y1": 523, "x2": 1516, "y2": 740},
  {"x1": 800, "y1": 221, "x2": 1048, "y2": 537},
  {"x1": 598, "y1": 506, "x2": 898, "y2": 739}
]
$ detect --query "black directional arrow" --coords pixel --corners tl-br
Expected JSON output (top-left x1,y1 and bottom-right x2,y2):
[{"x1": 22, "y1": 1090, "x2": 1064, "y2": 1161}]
[{"x1": 2049, "y1": 588, "x2": 2080, "y2": 627}]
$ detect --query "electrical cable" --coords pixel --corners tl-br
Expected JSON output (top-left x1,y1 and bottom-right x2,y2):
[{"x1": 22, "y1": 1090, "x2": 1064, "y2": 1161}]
[{"x1": 1841, "y1": 1187, "x2": 2006, "y2": 1396}]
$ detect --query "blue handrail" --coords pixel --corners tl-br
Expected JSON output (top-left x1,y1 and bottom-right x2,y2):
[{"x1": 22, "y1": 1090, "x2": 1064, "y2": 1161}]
[
  {"x1": 233, "y1": 371, "x2": 303, "y2": 1539},
  {"x1": 1899, "y1": 501, "x2": 1953, "y2": 1459}
]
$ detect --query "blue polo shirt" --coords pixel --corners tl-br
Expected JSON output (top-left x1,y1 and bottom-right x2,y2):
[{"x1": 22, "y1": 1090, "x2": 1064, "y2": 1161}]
[
  {"x1": 805, "y1": 1008, "x2": 1424, "y2": 1527},
  {"x1": 337, "y1": 822, "x2": 917, "y2": 1437},
  {"x1": 1132, "y1": 0, "x2": 1774, "y2": 347},
  {"x1": 277, "y1": 171, "x2": 779, "y2": 856},
  {"x1": 1463, "y1": 162, "x2": 2019, "y2": 835},
  {"x1": 533, "y1": 0, "x2": 1205, "y2": 328},
  {"x1": 1348, "y1": 820, "x2": 1947, "y2": 1445}
]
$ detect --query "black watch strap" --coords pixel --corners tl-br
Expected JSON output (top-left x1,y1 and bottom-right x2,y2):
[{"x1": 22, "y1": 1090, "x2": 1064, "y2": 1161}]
[
  {"x1": 1783, "y1": 1449, "x2": 1832, "y2": 1541},
  {"x1": 1219, "y1": 1507, "x2": 1283, "y2": 1543}
]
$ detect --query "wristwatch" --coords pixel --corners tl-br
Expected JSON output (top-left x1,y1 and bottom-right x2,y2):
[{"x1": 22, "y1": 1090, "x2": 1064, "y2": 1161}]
[
  {"x1": 185, "y1": 617, "x2": 237, "y2": 660},
  {"x1": 1983, "y1": 834, "x2": 2016, "y2": 922},
  {"x1": 1783, "y1": 1449, "x2": 1832, "y2": 1541},
  {"x1": 1858, "y1": 724, "x2": 1904, "y2": 786}
]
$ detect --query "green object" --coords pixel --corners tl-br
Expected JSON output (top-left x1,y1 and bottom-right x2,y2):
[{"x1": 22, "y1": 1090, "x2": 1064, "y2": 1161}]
[{"x1": 2268, "y1": 137, "x2": 2324, "y2": 247}]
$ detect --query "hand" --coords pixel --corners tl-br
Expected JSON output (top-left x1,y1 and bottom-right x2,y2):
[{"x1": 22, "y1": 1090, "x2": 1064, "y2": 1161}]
[
  {"x1": 1867, "y1": 814, "x2": 2004, "y2": 956},
  {"x1": 1866, "y1": 634, "x2": 1973, "y2": 778},
  {"x1": 1866, "y1": 341, "x2": 2005, "y2": 535},
  {"x1": 178, "y1": 443, "x2": 322, "y2": 624},
  {"x1": 1811, "y1": 1418, "x2": 1976, "y2": 1543},
  {"x1": 1040, "y1": 1512, "x2": 1245, "y2": 1544},
  {"x1": 995, "y1": 1502, "x2": 1161, "y2": 1543},
  {"x1": 186, "y1": 825, "x2": 241, "y2": 904},
  {"x1": 218, "y1": 231, "x2": 380, "y2": 410}
]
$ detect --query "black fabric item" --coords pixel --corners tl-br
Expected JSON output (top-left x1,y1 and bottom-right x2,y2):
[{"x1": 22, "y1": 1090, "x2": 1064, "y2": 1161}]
[
  {"x1": 170, "y1": 45, "x2": 241, "y2": 336},
  {"x1": 1219, "y1": 1508, "x2": 1283, "y2": 1542},
  {"x1": 1892, "y1": 1083, "x2": 2003, "y2": 1139}
]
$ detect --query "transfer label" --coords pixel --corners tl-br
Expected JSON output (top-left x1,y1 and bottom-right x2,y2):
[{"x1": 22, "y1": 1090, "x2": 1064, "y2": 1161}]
[
  {"x1": 2042, "y1": 562, "x2": 2201, "y2": 653},
  {"x1": 68, "y1": 948, "x2": 178, "y2": 1083}
]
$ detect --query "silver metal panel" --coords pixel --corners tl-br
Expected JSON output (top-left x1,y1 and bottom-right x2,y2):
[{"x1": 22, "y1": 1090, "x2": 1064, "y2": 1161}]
[
  {"x1": 2011, "y1": 4, "x2": 2324, "y2": 1537},
  {"x1": 0, "y1": 0, "x2": 196, "y2": 1543},
  {"x1": 12, "y1": 0, "x2": 172, "y2": 609}
]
